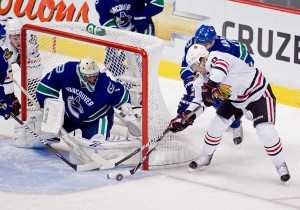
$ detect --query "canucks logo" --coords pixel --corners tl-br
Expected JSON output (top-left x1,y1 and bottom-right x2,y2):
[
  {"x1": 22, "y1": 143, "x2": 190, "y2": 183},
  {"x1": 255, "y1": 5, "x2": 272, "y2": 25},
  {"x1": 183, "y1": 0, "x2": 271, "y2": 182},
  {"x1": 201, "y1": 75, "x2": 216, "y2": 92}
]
[
  {"x1": 107, "y1": 81, "x2": 115, "y2": 94},
  {"x1": 116, "y1": 12, "x2": 132, "y2": 30},
  {"x1": 67, "y1": 96, "x2": 84, "y2": 118}
]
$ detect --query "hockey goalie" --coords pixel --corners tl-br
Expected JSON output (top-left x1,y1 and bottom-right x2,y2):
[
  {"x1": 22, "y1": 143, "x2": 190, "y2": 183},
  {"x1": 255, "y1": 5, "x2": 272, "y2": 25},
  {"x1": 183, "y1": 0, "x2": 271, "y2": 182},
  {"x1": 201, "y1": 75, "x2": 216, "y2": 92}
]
[{"x1": 14, "y1": 57, "x2": 142, "y2": 167}]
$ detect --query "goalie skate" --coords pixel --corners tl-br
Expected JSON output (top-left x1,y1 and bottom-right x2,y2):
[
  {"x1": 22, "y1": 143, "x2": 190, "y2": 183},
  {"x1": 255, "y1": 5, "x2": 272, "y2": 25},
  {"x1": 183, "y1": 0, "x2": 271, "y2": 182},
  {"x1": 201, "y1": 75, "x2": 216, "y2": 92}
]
[{"x1": 189, "y1": 154, "x2": 213, "y2": 172}]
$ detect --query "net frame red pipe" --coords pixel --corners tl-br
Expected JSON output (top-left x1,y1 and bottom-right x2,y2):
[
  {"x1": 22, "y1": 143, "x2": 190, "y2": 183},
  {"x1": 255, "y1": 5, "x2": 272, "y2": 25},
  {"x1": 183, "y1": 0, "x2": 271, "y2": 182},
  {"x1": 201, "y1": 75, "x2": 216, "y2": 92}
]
[{"x1": 21, "y1": 24, "x2": 150, "y2": 170}]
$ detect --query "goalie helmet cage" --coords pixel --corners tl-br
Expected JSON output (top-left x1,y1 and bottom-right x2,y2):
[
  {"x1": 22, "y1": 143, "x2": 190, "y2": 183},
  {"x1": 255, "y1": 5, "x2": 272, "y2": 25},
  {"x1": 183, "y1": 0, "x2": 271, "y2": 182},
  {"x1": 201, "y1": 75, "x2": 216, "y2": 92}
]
[{"x1": 20, "y1": 23, "x2": 199, "y2": 170}]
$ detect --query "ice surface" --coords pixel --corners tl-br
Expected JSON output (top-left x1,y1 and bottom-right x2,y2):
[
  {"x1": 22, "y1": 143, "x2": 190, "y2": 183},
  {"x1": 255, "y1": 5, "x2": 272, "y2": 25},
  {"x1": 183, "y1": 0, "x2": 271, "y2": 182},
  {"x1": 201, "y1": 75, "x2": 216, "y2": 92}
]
[{"x1": 0, "y1": 77, "x2": 299, "y2": 210}]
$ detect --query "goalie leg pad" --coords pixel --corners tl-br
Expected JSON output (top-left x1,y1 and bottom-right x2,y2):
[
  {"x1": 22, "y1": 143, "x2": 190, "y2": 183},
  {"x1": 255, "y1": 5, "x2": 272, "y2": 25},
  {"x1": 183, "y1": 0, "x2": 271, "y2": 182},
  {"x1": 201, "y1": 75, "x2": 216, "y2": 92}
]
[
  {"x1": 110, "y1": 123, "x2": 129, "y2": 140},
  {"x1": 14, "y1": 114, "x2": 58, "y2": 148}
]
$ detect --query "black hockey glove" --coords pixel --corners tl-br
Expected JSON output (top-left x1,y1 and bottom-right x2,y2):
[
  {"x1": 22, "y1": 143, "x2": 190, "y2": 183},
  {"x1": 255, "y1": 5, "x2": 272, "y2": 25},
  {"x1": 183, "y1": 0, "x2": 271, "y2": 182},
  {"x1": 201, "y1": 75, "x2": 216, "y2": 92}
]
[
  {"x1": 169, "y1": 110, "x2": 196, "y2": 133},
  {"x1": 0, "y1": 98, "x2": 13, "y2": 120},
  {"x1": 5, "y1": 93, "x2": 21, "y2": 116},
  {"x1": 201, "y1": 80, "x2": 219, "y2": 107},
  {"x1": 177, "y1": 94, "x2": 193, "y2": 114},
  {"x1": 132, "y1": 16, "x2": 149, "y2": 33}
]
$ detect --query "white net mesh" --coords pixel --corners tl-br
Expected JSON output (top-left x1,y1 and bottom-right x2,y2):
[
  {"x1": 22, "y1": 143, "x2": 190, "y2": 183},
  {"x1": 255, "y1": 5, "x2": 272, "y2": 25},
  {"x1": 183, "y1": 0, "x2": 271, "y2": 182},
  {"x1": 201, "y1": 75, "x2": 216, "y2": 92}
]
[{"x1": 21, "y1": 22, "x2": 199, "y2": 169}]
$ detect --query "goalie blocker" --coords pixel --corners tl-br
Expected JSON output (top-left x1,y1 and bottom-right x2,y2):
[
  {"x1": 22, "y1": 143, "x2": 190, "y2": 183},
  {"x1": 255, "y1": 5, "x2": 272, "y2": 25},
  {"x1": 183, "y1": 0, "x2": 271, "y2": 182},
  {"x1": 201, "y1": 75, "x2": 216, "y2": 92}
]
[{"x1": 41, "y1": 98, "x2": 65, "y2": 135}]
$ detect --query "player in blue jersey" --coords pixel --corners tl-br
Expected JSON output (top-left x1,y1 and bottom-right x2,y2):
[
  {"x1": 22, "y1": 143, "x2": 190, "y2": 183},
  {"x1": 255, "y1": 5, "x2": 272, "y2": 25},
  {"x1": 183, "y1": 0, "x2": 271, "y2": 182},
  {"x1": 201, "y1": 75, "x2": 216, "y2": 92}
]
[
  {"x1": 35, "y1": 57, "x2": 137, "y2": 142},
  {"x1": 95, "y1": 0, "x2": 164, "y2": 35},
  {"x1": 95, "y1": 0, "x2": 164, "y2": 85},
  {"x1": 94, "y1": 0, "x2": 164, "y2": 140},
  {"x1": 177, "y1": 25, "x2": 254, "y2": 145},
  {"x1": 0, "y1": 22, "x2": 11, "y2": 119},
  {"x1": 0, "y1": 24, "x2": 5, "y2": 45}
]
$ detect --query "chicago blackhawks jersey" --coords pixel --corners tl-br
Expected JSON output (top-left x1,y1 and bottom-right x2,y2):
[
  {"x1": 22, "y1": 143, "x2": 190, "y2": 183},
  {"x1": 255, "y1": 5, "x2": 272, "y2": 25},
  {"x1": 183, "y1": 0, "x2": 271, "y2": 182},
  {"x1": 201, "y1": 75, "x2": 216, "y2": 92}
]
[
  {"x1": 205, "y1": 51, "x2": 268, "y2": 108},
  {"x1": 0, "y1": 37, "x2": 19, "y2": 95}
]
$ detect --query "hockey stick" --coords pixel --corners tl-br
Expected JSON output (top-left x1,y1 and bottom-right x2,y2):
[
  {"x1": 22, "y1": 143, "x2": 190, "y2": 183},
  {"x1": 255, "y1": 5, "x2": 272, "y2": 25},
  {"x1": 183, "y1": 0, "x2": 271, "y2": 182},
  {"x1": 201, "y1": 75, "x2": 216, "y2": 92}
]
[
  {"x1": 107, "y1": 104, "x2": 203, "y2": 181},
  {"x1": 7, "y1": 72, "x2": 114, "y2": 170},
  {"x1": 106, "y1": 128, "x2": 170, "y2": 181}
]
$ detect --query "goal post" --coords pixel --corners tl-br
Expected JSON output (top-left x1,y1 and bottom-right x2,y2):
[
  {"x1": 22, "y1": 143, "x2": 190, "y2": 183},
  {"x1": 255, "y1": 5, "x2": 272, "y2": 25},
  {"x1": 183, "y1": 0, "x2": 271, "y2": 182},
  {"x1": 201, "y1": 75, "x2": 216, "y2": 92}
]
[{"x1": 20, "y1": 22, "x2": 199, "y2": 170}]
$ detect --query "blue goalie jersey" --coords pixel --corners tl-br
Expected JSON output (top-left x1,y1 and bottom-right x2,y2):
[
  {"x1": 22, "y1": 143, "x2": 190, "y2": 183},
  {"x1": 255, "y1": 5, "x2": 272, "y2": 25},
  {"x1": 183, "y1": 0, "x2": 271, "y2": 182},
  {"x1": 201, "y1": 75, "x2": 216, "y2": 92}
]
[{"x1": 36, "y1": 61, "x2": 130, "y2": 123}]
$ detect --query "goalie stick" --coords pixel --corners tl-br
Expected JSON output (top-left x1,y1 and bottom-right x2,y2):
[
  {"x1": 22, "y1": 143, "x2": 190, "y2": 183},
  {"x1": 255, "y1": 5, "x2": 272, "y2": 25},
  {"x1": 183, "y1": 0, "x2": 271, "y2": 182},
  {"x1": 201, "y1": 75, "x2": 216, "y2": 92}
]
[{"x1": 107, "y1": 104, "x2": 203, "y2": 181}]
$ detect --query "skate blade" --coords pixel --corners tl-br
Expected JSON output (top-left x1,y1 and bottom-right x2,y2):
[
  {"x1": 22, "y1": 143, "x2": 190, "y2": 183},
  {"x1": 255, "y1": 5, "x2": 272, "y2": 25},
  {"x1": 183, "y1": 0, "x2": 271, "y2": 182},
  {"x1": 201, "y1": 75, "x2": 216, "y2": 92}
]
[
  {"x1": 234, "y1": 143, "x2": 242, "y2": 149},
  {"x1": 282, "y1": 180, "x2": 290, "y2": 186},
  {"x1": 188, "y1": 165, "x2": 208, "y2": 173}
]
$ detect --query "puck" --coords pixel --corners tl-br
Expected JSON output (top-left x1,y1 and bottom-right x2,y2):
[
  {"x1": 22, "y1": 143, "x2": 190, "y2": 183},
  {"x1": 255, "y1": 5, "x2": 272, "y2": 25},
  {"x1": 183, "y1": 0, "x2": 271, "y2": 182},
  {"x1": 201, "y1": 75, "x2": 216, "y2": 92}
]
[{"x1": 116, "y1": 173, "x2": 123, "y2": 181}]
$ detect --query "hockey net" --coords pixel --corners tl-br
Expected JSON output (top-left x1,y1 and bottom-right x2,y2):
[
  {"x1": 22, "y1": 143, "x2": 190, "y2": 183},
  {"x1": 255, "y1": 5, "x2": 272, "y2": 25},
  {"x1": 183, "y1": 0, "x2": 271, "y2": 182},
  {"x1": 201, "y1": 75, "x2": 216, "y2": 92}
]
[{"x1": 20, "y1": 22, "x2": 199, "y2": 170}]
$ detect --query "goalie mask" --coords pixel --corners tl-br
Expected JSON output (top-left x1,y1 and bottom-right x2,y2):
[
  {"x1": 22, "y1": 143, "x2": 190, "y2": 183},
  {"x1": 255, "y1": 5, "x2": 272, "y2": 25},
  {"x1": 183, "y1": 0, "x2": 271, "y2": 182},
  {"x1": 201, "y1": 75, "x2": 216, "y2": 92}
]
[{"x1": 76, "y1": 57, "x2": 100, "y2": 92}]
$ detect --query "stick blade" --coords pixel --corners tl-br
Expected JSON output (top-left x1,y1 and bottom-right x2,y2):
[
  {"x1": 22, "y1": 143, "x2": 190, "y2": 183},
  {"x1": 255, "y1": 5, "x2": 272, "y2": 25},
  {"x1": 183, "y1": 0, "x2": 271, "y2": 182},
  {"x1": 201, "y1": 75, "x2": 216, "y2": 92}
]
[{"x1": 76, "y1": 161, "x2": 101, "y2": 172}]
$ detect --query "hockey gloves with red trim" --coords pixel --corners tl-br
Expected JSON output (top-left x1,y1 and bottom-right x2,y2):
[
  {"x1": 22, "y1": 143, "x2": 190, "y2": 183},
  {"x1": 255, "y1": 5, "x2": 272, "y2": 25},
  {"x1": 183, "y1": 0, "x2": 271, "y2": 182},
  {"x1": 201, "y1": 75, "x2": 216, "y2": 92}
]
[
  {"x1": 201, "y1": 80, "x2": 219, "y2": 107},
  {"x1": 169, "y1": 110, "x2": 196, "y2": 133},
  {"x1": 6, "y1": 93, "x2": 21, "y2": 116}
]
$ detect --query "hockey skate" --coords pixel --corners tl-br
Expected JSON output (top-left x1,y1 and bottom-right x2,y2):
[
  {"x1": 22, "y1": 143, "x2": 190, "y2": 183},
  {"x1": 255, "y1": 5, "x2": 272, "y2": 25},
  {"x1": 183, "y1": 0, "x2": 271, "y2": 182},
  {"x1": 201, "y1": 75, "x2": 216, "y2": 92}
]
[
  {"x1": 232, "y1": 125, "x2": 243, "y2": 145},
  {"x1": 276, "y1": 162, "x2": 290, "y2": 183},
  {"x1": 189, "y1": 154, "x2": 213, "y2": 172}
]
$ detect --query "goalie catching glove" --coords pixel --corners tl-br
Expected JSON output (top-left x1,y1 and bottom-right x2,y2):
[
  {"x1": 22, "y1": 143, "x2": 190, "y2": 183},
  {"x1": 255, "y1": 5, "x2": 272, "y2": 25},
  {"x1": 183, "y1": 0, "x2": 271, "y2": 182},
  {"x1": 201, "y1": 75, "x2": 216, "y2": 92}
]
[
  {"x1": 169, "y1": 110, "x2": 196, "y2": 133},
  {"x1": 114, "y1": 103, "x2": 142, "y2": 137}
]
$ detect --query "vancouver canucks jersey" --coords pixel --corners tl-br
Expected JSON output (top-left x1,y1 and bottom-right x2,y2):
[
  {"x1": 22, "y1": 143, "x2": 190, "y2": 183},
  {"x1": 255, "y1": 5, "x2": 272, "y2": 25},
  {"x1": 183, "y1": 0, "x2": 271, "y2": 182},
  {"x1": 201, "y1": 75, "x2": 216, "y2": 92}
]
[
  {"x1": 95, "y1": 0, "x2": 164, "y2": 33},
  {"x1": 36, "y1": 61, "x2": 130, "y2": 122},
  {"x1": 180, "y1": 36, "x2": 254, "y2": 81}
]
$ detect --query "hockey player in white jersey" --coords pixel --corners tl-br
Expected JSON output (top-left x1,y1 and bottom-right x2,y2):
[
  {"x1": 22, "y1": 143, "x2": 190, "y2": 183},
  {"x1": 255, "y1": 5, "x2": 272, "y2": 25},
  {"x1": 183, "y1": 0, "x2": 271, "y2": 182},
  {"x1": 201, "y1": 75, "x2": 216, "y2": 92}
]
[
  {"x1": 0, "y1": 18, "x2": 48, "y2": 147},
  {"x1": 177, "y1": 25, "x2": 253, "y2": 145},
  {"x1": 0, "y1": 18, "x2": 23, "y2": 118},
  {"x1": 169, "y1": 44, "x2": 290, "y2": 183}
]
